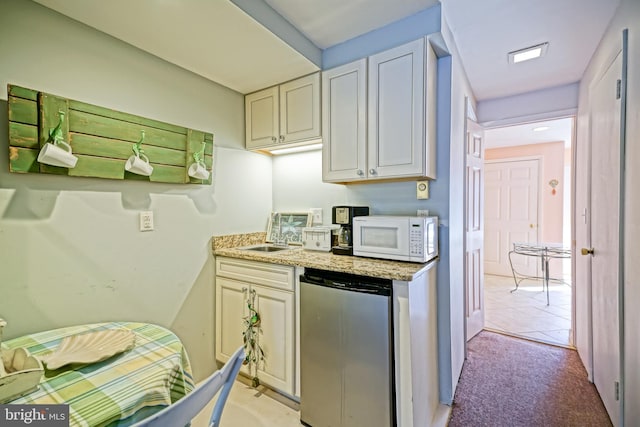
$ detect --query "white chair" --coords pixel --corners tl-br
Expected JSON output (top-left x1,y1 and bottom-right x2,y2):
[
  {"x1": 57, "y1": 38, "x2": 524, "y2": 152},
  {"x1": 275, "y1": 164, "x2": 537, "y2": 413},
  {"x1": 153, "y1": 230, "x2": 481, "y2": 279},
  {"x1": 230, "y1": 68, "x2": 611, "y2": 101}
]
[{"x1": 131, "y1": 346, "x2": 245, "y2": 427}]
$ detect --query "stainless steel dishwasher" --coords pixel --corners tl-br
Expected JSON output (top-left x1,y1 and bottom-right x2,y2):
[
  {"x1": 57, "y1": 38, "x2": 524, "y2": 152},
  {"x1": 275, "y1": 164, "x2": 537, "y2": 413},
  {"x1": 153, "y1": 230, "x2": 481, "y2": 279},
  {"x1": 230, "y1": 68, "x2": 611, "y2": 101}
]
[{"x1": 300, "y1": 268, "x2": 395, "y2": 427}]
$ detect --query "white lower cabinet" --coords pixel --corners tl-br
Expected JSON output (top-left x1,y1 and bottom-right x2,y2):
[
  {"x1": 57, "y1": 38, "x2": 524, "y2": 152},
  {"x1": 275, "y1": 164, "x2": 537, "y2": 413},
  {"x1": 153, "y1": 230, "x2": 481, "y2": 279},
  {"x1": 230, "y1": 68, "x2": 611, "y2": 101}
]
[
  {"x1": 215, "y1": 257, "x2": 296, "y2": 396},
  {"x1": 393, "y1": 262, "x2": 440, "y2": 426}
]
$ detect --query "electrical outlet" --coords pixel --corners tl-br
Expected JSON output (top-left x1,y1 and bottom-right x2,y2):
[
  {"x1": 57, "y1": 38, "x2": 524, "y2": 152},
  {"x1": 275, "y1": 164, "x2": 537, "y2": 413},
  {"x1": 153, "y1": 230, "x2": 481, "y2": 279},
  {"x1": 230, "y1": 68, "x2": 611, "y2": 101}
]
[
  {"x1": 417, "y1": 210, "x2": 430, "y2": 217},
  {"x1": 139, "y1": 211, "x2": 154, "y2": 231},
  {"x1": 310, "y1": 208, "x2": 323, "y2": 225}
]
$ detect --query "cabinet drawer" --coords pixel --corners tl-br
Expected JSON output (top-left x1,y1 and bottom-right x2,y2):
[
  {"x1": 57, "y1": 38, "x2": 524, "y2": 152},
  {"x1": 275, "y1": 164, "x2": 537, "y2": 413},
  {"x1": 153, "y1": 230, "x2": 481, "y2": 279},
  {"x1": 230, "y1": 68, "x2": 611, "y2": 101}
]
[{"x1": 216, "y1": 257, "x2": 294, "y2": 291}]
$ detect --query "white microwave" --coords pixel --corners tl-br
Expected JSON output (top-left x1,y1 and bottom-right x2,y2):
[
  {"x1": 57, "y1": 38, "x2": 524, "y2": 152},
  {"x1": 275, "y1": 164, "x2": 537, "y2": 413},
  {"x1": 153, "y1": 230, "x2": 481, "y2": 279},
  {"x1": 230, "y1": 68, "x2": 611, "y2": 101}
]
[{"x1": 352, "y1": 215, "x2": 438, "y2": 263}]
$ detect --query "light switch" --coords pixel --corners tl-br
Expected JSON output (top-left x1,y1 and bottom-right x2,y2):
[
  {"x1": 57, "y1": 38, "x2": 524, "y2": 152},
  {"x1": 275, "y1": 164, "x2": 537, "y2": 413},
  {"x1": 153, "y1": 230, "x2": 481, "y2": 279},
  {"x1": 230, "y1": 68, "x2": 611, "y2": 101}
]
[
  {"x1": 310, "y1": 208, "x2": 323, "y2": 225},
  {"x1": 139, "y1": 211, "x2": 154, "y2": 231}
]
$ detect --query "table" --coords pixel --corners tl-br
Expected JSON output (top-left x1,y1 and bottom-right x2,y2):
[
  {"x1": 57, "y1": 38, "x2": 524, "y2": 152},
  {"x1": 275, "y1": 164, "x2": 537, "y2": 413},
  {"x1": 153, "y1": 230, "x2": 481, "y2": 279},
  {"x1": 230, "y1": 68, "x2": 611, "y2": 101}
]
[
  {"x1": 508, "y1": 242, "x2": 571, "y2": 305},
  {"x1": 2, "y1": 322, "x2": 194, "y2": 426}
]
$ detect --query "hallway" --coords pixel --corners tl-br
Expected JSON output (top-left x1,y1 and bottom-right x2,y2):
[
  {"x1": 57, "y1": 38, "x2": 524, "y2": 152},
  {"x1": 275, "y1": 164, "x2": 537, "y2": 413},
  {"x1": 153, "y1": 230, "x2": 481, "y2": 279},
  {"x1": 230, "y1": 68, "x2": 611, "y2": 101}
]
[
  {"x1": 484, "y1": 274, "x2": 572, "y2": 347},
  {"x1": 450, "y1": 331, "x2": 610, "y2": 426}
]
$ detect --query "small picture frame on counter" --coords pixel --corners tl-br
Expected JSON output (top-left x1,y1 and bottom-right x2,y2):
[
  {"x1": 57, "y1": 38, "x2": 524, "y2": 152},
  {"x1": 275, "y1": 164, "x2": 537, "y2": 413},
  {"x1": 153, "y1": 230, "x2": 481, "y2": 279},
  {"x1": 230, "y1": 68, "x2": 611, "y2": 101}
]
[{"x1": 266, "y1": 212, "x2": 312, "y2": 245}]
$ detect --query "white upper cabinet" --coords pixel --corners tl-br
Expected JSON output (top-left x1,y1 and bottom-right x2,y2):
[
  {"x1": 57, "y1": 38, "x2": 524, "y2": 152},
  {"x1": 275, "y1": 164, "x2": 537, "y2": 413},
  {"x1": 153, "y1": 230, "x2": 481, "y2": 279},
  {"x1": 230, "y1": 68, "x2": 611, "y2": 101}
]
[
  {"x1": 322, "y1": 59, "x2": 367, "y2": 181},
  {"x1": 245, "y1": 86, "x2": 279, "y2": 149},
  {"x1": 369, "y1": 38, "x2": 425, "y2": 179},
  {"x1": 246, "y1": 73, "x2": 321, "y2": 151},
  {"x1": 322, "y1": 37, "x2": 437, "y2": 183},
  {"x1": 280, "y1": 73, "x2": 321, "y2": 144}
]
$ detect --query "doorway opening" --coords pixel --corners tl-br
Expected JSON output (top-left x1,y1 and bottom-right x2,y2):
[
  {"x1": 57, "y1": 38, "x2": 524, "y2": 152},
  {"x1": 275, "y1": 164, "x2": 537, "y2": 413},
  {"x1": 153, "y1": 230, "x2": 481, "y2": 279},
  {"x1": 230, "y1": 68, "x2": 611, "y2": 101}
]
[{"x1": 482, "y1": 117, "x2": 574, "y2": 348}]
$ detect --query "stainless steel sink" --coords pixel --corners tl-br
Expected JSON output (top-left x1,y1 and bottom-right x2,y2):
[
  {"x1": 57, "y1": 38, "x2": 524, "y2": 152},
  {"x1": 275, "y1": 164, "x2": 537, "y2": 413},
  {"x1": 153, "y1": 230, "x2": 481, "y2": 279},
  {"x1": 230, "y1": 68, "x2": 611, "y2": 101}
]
[{"x1": 239, "y1": 244, "x2": 290, "y2": 252}]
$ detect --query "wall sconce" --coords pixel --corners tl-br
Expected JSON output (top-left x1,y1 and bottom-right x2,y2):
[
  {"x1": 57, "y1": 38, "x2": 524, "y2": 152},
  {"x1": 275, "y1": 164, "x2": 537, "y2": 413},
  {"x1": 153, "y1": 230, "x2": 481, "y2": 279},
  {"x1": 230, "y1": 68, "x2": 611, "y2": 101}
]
[{"x1": 37, "y1": 111, "x2": 78, "y2": 168}]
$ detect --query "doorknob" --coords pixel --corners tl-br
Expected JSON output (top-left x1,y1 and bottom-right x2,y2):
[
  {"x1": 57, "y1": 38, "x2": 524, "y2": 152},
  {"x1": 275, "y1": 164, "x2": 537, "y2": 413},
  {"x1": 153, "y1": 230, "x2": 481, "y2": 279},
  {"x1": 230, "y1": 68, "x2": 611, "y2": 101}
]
[
  {"x1": 581, "y1": 247, "x2": 595, "y2": 256},
  {"x1": 529, "y1": 224, "x2": 537, "y2": 228}
]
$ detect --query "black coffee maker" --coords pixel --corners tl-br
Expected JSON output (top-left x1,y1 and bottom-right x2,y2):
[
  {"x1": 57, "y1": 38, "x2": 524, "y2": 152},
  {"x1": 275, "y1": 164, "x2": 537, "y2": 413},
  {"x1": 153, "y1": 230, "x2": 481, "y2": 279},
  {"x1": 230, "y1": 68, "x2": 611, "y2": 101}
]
[{"x1": 332, "y1": 206, "x2": 369, "y2": 255}]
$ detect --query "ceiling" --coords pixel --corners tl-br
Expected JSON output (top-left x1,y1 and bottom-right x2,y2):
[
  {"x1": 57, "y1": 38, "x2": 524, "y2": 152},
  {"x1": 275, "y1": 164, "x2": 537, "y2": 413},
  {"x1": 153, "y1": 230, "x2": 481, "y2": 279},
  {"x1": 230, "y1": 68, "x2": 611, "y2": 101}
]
[
  {"x1": 441, "y1": 0, "x2": 620, "y2": 100},
  {"x1": 264, "y1": 0, "x2": 620, "y2": 101},
  {"x1": 484, "y1": 118, "x2": 573, "y2": 149},
  {"x1": 32, "y1": 0, "x2": 620, "y2": 109},
  {"x1": 263, "y1": 0, "x2": 439, "y2": 49},
  {"x1": 32, "y1": 0, "x2": 319, "y2": 94}
]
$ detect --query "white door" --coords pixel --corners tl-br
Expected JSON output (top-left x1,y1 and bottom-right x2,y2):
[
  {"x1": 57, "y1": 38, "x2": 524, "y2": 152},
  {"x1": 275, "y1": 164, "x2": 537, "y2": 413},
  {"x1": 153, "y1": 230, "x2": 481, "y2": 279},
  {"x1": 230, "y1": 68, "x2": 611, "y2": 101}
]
[
  {"x1": 253, "y1": 284, "x2": 295, "y2": 395},
  {"x1": 484, "y1": 159, "x2": 539, "y2": 276},
  {"x1": 368, "y1": 38, "x2": 424, "y2": 179},
  {"x1": 322, "y1": 59, "x2": 367, "y2": 182},
  {"x1": 589, "y1": 51, "x2": 622, "y2": 426},
  {"x1": 465, "y1": 118, "x2": 485, "y2": 340},
  {"x1": 245, "y1": 86, "x2": 279, "y2": 149},
  {"x1": 280, "y1": 73, "x2": 321, "y2": 143}
]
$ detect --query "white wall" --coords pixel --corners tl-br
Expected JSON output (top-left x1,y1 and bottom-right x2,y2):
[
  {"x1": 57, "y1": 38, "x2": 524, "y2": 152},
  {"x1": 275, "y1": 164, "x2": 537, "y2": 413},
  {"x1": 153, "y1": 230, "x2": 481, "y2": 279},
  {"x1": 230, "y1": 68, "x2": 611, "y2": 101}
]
[
  {"x1": 437, "y1": 9, "x2": 478, "y2": 404},
  {"x1": 477, "y1": 83, "x2": 579, "y2": 127},
  {"x1": 575, "y1": 0, "x2": 640, "y2": 422},
  {"x1": 0, "y1": 0, "x2": 272, "y2": 380}
]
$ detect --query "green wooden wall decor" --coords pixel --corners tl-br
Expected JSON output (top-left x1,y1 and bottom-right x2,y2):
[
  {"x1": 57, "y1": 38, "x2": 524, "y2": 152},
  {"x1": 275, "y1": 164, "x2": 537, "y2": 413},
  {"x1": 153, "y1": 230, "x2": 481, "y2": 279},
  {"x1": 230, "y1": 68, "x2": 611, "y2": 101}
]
[{"x1": 7, "y1": 84, "x2": 214, "y2": 185}]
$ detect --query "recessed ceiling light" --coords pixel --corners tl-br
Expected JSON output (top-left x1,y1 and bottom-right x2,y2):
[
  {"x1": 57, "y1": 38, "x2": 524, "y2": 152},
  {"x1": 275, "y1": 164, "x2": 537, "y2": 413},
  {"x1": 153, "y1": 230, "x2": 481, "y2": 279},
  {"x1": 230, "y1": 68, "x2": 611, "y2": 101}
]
[
  {"x1": 508, "y1": 43, "x2": 549, "y2": 64},
  {"x1": 533, "y1": 126, "x2": 550, "y2": 132}
]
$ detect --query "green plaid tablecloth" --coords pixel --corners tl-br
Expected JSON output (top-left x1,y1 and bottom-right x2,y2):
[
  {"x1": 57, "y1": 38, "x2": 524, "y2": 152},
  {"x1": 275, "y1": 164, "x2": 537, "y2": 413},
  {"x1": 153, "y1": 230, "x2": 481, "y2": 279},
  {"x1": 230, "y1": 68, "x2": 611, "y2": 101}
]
[{"x1": 3, "y1": 322, "x2": 195, "y2": 426}]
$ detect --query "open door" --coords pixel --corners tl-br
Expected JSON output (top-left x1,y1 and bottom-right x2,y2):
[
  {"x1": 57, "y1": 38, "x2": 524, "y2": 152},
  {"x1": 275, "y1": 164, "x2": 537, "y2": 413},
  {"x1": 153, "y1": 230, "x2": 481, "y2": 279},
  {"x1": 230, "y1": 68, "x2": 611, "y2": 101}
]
[
  {"x1": 586, "y1": 43, "x2": 625, "y2": 426},
  {"x1": 465, "y1": 117, "x2": 485, "y2": 340}
]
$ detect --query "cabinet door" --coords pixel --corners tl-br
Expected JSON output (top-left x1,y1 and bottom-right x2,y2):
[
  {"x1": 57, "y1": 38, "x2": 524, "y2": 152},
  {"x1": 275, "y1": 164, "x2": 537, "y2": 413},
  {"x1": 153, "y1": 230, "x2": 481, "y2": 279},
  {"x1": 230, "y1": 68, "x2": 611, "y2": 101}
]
[
  {"x1": 368, "y1": 38, "x2": 425, "y2": 179},
  {"x1": 253, "y1": 284, "x2": 295, "y2": 395},
  {"x1": 245, "y1": 86, "x2": 279, "y2": 149},
  {"x1": 322, "y1": 59, "x2": 367, "y2": 182},
  {"x1": 215, "y1": 277, "x2": 247, "y2": 374},
  {"x1": 279, "y1": 73, "x2": 321, "y2": 144}
]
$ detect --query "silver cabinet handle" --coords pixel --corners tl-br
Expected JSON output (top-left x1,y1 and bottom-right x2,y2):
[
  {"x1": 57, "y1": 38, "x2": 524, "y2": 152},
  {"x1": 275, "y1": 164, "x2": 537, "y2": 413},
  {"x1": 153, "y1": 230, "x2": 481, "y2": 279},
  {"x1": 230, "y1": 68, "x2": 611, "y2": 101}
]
[
  {"x1": 271, "y1": 136, "x2": 277, "y2": 143},
  {"x1": 357, "y1": 169, "x2": 364, "y2": 176},
  {"x1": 279, "y1": 135, "x2": 285, "y2": 142},
  {"x1": 369, "y1": 168, "x2": 377, "y2": 175}
]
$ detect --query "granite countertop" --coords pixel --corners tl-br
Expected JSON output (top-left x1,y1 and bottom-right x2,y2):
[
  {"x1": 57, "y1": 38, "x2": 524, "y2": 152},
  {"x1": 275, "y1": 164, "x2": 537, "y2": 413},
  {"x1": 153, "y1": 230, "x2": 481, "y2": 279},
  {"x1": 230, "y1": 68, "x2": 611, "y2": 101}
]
[{"x1": 212, "y1": 233, "x2": 436, "y2": 282}]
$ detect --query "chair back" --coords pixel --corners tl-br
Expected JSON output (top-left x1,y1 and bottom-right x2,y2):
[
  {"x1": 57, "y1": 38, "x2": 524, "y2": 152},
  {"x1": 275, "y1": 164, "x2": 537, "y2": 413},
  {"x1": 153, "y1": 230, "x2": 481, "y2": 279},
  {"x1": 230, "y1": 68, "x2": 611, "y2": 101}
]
[{"x1": 131, "y1": 346, "x2": 245, "y2": 427}]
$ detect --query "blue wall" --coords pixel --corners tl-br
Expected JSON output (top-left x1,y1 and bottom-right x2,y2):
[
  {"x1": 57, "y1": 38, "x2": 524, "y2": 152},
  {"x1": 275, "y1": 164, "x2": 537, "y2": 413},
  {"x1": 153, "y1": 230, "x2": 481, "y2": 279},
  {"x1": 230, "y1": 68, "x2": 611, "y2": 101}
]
[{"x1": 322, "y1": 4, "x2": 441, "y2": 69}]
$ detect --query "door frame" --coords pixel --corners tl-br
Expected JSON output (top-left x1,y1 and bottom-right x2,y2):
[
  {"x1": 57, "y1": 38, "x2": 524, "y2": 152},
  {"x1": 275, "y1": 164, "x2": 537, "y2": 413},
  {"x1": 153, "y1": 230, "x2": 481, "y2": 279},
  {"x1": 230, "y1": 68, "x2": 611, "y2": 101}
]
[
  {"x1": 618, "y1": 29, "x2": 628, "y2": 422},
  {"x1": 478, "y1": 117, "x2": 577, "y2": 351}
]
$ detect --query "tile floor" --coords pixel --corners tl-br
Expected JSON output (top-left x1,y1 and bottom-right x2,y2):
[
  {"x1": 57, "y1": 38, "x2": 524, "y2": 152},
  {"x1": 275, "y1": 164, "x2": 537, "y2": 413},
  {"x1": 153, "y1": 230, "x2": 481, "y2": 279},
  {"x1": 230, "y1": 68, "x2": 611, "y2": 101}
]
[
  {"x1": 484, "y1": 274, "x2": 573, "y2": 347},
  {"x1": 191, "y1": 378, "x2": 301, "y2": 427}
]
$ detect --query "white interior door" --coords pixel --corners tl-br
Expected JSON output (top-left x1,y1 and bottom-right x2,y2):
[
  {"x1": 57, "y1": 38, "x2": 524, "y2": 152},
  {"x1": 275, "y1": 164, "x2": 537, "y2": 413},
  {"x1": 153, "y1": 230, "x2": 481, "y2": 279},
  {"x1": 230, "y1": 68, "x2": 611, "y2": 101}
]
[
  {"x1": 589, "y1": 50, "x2": 622, "y2": 427},
  {"x1": 465, "y1": 118, "x2": 484, "y2": 340},
  {"x1": 484, "y1": 159, "x2": 539, "y2": 276}
]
